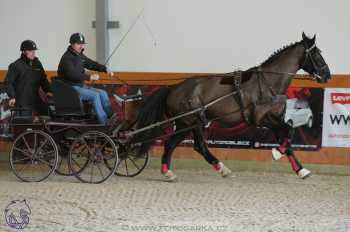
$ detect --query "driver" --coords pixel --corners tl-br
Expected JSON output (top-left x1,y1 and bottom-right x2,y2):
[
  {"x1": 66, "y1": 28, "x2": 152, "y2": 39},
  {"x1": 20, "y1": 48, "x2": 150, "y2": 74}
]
[{"x1": 57, "y1": 33, "x2": 115, "y2": 125}]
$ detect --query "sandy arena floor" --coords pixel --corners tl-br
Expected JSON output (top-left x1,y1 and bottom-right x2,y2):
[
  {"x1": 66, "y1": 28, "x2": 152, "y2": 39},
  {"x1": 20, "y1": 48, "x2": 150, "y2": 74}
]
[{"x1": 0, "y1": 160, "x2": 349, "y2": 232}]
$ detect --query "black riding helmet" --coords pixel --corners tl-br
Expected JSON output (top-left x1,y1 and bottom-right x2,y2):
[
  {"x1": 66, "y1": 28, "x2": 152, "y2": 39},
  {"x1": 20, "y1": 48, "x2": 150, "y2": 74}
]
[
  {"x1": 20, "y1": 40, "x2": 38, "y2": 51},
  {"x1": 69, "y1": 33, "x2": 86, "y2": 44}
]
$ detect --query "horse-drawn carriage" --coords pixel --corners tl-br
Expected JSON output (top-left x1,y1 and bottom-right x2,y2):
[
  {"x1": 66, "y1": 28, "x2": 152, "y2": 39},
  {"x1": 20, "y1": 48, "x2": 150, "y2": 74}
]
[{"x1": 3, "y1": 33, "x2": 331, "y2": 183}]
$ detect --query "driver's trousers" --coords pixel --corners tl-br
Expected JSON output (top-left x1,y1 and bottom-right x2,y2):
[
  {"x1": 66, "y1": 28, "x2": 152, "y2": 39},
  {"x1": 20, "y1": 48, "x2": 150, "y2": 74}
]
[{"x1": 72, "y1": 86, "x2": 112, "y2": 124}]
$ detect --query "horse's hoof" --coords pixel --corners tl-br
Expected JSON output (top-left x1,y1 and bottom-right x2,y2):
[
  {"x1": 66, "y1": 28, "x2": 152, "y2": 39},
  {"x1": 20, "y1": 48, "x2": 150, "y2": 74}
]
[
  {"x1": 297, "y1": 168, "x2": 311, "y2": 179},
  {"x1": 162, "y1": 170, "x2": 177, "y2": 182},
  {"x1": 272, "y1": 148, "x2": 284, "y2": 161},
  {"x1": 217, "y1": 162, "x2": 232, "y2": 177}
]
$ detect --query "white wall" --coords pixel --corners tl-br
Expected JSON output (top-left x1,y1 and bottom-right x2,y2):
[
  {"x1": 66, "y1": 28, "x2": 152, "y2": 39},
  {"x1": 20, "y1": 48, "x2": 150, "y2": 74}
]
[
  {"x1": 108, "y1": 0, "x2": 349, "y2": 74},
  {"x1": 0, "y1": 0, "x2": 349, "y2": 74},
  {"x1": 0, "y1": 0, "x2": 96, "y2": 70}
]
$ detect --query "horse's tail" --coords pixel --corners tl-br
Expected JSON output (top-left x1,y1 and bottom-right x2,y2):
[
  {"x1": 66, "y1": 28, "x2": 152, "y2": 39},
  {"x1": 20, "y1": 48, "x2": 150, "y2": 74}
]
[{"x1": 132, "y1": 87, "x2": 170, "y2": 156}]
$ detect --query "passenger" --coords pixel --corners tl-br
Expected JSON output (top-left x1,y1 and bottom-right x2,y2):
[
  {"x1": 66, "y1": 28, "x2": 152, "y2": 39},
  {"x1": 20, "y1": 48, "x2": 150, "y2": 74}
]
[{"x1": 4, "y1": 40, "x2": 51, "y2": 116}]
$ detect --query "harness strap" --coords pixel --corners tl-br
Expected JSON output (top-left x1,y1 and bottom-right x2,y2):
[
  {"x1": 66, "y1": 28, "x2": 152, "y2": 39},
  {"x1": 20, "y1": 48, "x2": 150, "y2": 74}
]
[
  {"x1": 231, "y1": 71, "x2": 251, "y2": 124},
  {"x1": 256, "y1": 68, "x2": 264, "y2": 101}
]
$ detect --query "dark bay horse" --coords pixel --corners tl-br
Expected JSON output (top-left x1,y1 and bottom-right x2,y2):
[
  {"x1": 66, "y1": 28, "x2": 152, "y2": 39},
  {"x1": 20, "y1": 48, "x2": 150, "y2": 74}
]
[{"x1": 133, "y1": 33, "x2": 331, "y2": 181}]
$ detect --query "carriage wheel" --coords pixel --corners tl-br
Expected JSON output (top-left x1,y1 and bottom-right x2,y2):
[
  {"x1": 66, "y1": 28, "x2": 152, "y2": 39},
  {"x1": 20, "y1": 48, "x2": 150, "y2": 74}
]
[
  {"x1": 55, "y1": 129, "x2": 81, "y2": 176},
  {"x1": 114, "y1": 144, "x2": 149, "y2": 177},
  {"x1": 10, "y1": 130, "x2": 58, "y2": 182},
  {"x1": 68, "y1": 131, "x2": 118, "y2": 184},
  {"x1": 108, "y1": 124, "x2": 149, "y2": 177}
]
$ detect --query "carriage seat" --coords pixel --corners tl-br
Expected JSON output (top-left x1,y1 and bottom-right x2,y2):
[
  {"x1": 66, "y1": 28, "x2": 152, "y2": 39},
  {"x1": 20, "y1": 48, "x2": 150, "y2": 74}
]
[
  {"x1": 50, "y1": 77, "x2": 94, "y2": 118},
  {"x1": 9, "y1": 108, "x2": 35, "y2": 124}
]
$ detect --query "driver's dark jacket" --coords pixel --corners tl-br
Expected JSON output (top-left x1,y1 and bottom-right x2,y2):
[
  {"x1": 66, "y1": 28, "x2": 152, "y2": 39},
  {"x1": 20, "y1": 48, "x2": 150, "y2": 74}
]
[
  {"x1": 4, "y1": 54, "x2": 50, "y2": 110},
  {"x1": 57, "y1": 46, "x2": 107, "y2": 87}
]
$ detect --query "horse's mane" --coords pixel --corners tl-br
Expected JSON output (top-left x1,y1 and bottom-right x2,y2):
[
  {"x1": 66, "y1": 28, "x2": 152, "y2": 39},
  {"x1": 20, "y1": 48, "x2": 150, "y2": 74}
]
[
  {"x1": 187, "y1": 40, "x2": 304, "y2": 84},
  {"x1": 261, "y1": 41, "x2": 302, "y2": 66}
]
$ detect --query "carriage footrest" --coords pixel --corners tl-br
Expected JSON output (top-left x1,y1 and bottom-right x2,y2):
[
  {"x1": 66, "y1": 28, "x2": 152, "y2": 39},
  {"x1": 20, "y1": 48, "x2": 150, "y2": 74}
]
[{"x1": 113, "y1": 94, "x2": 143, "y2": 102}]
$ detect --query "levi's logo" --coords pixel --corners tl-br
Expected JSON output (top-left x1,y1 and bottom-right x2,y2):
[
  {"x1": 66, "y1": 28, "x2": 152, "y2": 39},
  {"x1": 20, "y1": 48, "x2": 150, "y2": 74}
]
[{"x1": 331, "y1": 93, "x2": 350, "y2": 104}]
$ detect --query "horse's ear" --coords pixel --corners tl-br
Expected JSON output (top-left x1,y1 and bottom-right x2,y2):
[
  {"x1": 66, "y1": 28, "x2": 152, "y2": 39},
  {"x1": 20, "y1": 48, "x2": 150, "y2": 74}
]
[
  {"x1": 311, "y1": 34, "x2": 316, "y2": 44},
  {"x1": 302, "y1": 32, "x2": 307, "y2": 41}
]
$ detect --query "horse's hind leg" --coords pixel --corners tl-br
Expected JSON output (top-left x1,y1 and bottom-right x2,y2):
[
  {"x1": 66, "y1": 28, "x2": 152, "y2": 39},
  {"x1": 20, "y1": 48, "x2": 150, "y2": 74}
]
[
  {"x1": 272, "y1": 125, "x2": 311, "y2": 179},
  {"x1": 192, "y1": 126, "x2": 232, "y2": 177},
  {"x1": 161, "y1": 121, "x2": 189, "y2": 182}
]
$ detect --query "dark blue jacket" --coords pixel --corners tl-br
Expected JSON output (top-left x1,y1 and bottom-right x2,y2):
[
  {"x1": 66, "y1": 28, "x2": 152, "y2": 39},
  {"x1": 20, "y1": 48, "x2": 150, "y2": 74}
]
[
  {"x1": 57, "y1": 46, "x2": 107, "y2": 86},
  {"x1": 4, "y1": 54, "x2": 50, "y2": 108}
]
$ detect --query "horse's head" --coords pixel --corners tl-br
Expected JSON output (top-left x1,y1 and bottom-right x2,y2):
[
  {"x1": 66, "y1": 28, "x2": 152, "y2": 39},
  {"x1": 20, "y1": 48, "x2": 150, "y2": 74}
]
[{"x1": 300, "y1": 32, "x2": 331, "y2": 83}]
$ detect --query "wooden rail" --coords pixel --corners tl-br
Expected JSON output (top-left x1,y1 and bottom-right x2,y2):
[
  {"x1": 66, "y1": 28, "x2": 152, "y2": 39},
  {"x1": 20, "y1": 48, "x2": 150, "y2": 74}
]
[{"x1": 1, "y1": 70, "x2": 350, "y2": 87}]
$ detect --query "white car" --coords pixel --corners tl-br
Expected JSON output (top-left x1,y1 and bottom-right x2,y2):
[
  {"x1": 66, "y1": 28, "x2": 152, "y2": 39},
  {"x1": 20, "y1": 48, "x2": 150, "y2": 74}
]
[{"x1": 284, "y1": 98, "x2": 313, "y2": 128}]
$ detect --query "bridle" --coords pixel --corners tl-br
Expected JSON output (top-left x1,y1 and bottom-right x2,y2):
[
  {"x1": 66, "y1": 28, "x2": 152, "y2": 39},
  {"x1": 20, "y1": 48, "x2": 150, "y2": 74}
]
[
  {"x1": 301, "y1": 42, "x2": 328, "y2": 82},
  {"x1": 252, "y1": 42, "x2": 327, "y2": 98}
]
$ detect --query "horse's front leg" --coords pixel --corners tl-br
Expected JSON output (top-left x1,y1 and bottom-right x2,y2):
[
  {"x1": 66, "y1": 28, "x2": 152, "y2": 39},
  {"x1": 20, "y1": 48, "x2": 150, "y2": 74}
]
[
  {"x1": 271, "y1": 125, "x2": 311, "y2": 179},
  {"x1": 257, "y1": 95, "x2": 311, "y2": 179}
]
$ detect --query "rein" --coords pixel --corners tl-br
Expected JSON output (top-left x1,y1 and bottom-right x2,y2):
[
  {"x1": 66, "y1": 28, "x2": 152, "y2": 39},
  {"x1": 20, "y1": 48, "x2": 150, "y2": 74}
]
[
  {"x1": 99, "y1": 41, "x2": 321, "y2": 85},
  {"x1": 97, "y1": 69, "x2": 316, "y2": 84}
]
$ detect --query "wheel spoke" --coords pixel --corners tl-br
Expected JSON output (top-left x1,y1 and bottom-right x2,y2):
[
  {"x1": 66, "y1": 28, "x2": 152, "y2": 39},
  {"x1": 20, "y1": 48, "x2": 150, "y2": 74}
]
[
  {"x1": 102, "y1": 148, "x2": 114, "y2": 161},
  {"x1": 12, "y1": 157, "x2": 31, "y2": 164},
  {"x1": 71, "y1": 145, "x2": 88, "y2": 158},
  {"x1": 96, "y1": 163, "x2": 105, "y2": 180},
  {"x1": 22, "y1": 136, "x2": 32, "y2": 151},
  {"x1": 82, "y1": 138, "x2": 94, "y2": 157},
  {"x1": 72, "y1": 158, "x2": 83, "y2": 169},
  {"x1": 36, "y1": 158, "x2": 52, "y2": 167},
  {"x1": 128, "y1": 157, "x2": 141, "y2": 170},
  {"x1": 33, "y1": 133, "x2": 38, "y2": 152},
  {"x1": 100, "y1": 140, "x2": 109, "y2": 151},
  {"x1": 40, "y1": 150, "x2": 56, "y2": 158},
  {"x1": 13, "y1": 147, "x2": 32, "y2": 158},
  {"x1": 77, "y1": 144, "x2": 88, "y2": 154},
  {"x1": 89, "y1": 162, "x2": 94, "y2": 183},
  {"x1": 37, "y1": 161, "x2": 48, "y2": 173},
  {"x1": 57, "y1": 156, "x2": 63, "y2": 168},
  {"x1": 17, "y1": 161, "x2": 31, "y2": 175},
  {"x1": 36, "y1": 138, "x2": 49, "y2": 155},
  {"x1": 124, "y1": 159, "x2": 129, "y2": 176}
]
